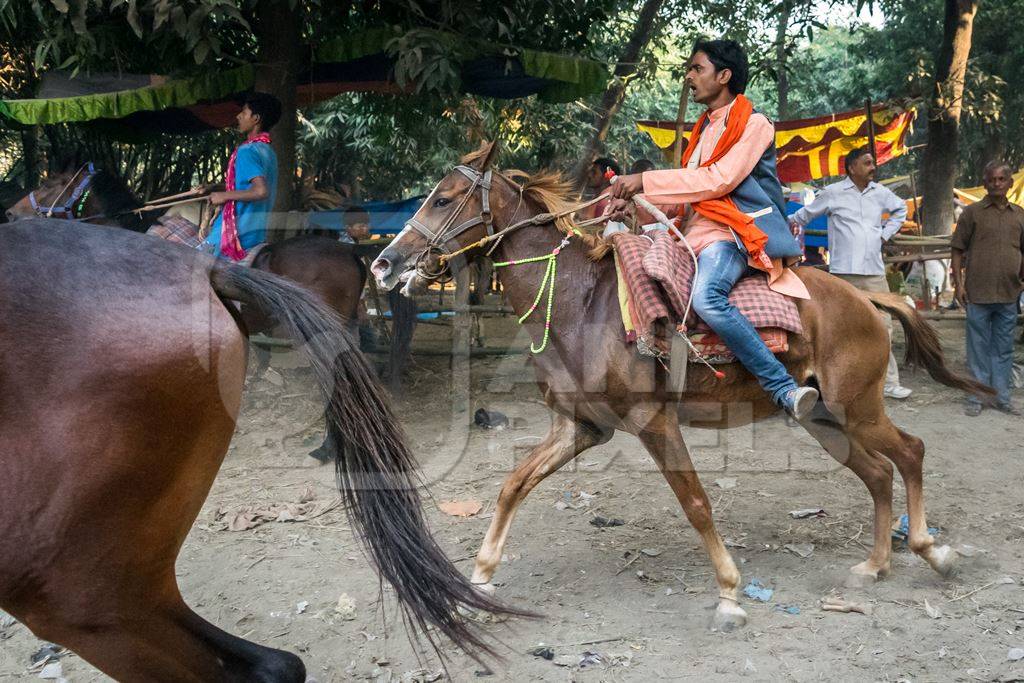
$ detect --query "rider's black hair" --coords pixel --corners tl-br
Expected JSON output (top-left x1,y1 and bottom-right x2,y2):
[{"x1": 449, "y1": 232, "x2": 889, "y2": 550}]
[
  {"x1": 691, "y1": 39, "x2": 749, "y2": 95},
  {"x1": 592, "y1": 157, "x2": 621, "y2": 177},
  {"x1": 243, "y1": 92, "x2": 282, "y2": 130}
]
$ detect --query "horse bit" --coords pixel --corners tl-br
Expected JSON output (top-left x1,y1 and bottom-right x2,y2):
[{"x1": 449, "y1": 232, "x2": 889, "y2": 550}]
[{"x1": 29, "y1": 163, "x2": 97, "y2": 220}]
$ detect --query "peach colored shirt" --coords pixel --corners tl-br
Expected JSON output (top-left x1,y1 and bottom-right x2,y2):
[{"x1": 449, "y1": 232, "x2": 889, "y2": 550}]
[
  {"x1": 638, "y1": 100, "x2": 809, "y2": 299},
  {"x1": 640, "y1": 100, "x2": 774, "y2": 253}
]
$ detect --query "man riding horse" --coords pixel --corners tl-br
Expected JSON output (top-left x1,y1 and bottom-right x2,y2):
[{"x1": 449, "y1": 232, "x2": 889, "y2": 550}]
[
  {"x1": 609, "y1": 39, "x2": 819, "y2": 419},
  {"x1": 203, "y1": 91, "x2": 280, "y2": 259}
]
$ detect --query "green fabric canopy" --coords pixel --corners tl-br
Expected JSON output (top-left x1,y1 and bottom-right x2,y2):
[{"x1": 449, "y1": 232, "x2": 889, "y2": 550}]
[{"x1": 0, "y1": 29, "x2": 609, "y2": 129}]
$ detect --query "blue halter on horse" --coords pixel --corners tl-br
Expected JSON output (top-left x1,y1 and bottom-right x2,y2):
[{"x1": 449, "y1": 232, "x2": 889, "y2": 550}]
[{"x1": 28, "y1": 162, "x2": 98, "y2": 220}]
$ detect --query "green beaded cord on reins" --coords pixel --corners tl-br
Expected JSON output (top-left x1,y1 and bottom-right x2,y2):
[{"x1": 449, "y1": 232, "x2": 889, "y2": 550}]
[{"x1": 492, "y1": 233, "x2": 573, "y2": 354}]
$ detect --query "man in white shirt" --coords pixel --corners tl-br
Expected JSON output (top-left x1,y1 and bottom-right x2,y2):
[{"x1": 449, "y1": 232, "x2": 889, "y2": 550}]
[{"x1": 790, "y1": 146, "x2": 911, "y2": 399}]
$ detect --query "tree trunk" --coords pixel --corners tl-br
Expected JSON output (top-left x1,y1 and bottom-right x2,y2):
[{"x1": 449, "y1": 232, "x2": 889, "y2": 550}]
[
  {"x1": 920, "y1": 0, "x2": 978, "y2": 236},
  {"x1": 572, "y1": 0, "x2": 666, "y2": 187},
  {"x1": 20, "y1": 127, "x2": 41, "y2": 188},
  {"x1": 774, "y1": 0, "x2": 792, "y2": 120},
  {"x1": 254, "y1": 0, "x2": 301, "y2": 217},
  {"x1": 670, "y1": 84, "x2": 689, "y2": 168}
]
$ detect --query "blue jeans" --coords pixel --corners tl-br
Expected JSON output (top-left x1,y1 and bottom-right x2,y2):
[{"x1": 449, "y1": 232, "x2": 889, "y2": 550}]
[
  {"x1": 965, "y1": 301, "x2": 1018, "y2": 406},
  {"x1": 691, "y1": 240, "x2": 798, "y2": 406}
]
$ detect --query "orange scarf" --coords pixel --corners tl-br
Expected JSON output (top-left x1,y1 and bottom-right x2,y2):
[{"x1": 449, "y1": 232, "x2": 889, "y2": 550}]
[{"x1": 680, "y1": 94, "x2": 773, "y2": 270}]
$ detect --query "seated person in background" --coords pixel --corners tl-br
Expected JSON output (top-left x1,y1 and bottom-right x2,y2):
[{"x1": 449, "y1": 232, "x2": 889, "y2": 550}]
[
  {"x1": 629, "y1": 158, "x2": 657, "y2": 174},
  {"x1": 338, "y1": 205, "x2": 371, "y2": 244},
  {"x1": 581, "y1": 157, "x2": 621, "y2": 220}
]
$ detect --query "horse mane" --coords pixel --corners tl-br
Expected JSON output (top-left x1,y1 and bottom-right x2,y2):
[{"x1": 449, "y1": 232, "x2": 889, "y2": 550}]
[
  {"x1": 457, "y1": 145, "x2": 609, "y2": 258},
  {"x1": 500, "y1": 169, "x2": 610, "y2": 258},
  {"x1": 90, "y1": 170, "x2": 148, "y2": 232}
]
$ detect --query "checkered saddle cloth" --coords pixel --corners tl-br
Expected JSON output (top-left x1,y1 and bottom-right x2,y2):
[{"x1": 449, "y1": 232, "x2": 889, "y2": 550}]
[
  {"x1": 146, "y1": 216, "x2": 265, "y2": 265},
  {"x1": 611, "y1": 231, "x2": 802, "y2": 363}
]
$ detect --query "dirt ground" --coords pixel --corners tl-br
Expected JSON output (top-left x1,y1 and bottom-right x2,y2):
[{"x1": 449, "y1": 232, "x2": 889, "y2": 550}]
[{"x1": 2, "y1": 317, "x2": 1024, "y2": 682}]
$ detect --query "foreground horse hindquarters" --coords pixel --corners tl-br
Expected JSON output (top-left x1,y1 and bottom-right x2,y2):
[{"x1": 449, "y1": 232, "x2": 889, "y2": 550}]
[
  {"x1": 0, "y1": 220, "x2": 519, "y2": 680},
  {"x1": 5, "y1": 169, "x2": 418, "y2": 399},
  {"x1": 371, "y1": 142, "x2": 994, "y2": 631}
]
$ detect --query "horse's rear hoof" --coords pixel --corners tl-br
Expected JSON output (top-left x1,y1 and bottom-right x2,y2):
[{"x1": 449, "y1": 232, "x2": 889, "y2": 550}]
[
  {"x1": 710, "y1": 600, "x2": 748, "y2": 632},
  {"x1": 308, "y1": 445, "x2": 332, "y2": 464},
  {"x1": 845, "y1": 560, "x2": 889, "y2": 587},
  {"x1": 926, "y1": 544, "x2": 959, "y2": 578}
]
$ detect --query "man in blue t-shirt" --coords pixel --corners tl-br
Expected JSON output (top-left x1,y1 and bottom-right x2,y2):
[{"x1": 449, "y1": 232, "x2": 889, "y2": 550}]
[{"x1": 204, "y1": 92, "x2": 280, "y2": 258}]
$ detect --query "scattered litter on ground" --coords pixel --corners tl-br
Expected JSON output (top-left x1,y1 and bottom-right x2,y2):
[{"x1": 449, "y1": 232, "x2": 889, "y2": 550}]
[
  {"x1": 724, "y1": 538, "x2": 748, "y2": 549},
  {"x1": 296, "y1": 601, "x2": 309, "y2": 614},
  {"x1": 924, "y1": 600, "x2": 942, "y2": 619},
  {"x1": 1008, "y1": 648, "x2": 1024, "y2": 662},
  {"x1": 590, "y1": 516, "x2": 625, "y2": 528},
  {"x1": 789, "y1": 508, "x2": 827, "y2": 519},
  {"x1": 214, "y1": 492, "x2": 341, "y2": 531},
  {"x1": 774, "y1": 605, "x2": 801, "y2": 615},
  {"x1": 744, "y1": 658, "x2": 757, "y2": 673},
  {"x1": 891, "y1": 514, "x2": 940, "y2": 544},
  {"x1": 473, "y1": 408, "x2": 509, "y2": 429},
  {"x1": 715, "y1": 477, "x2": 737, "y2": 490},
  {"x1": 37, "y1": 662, "x2": 62, "y2": 680},
  {"x1": 30, "y1": 644, "x2": 67, "y2": 665},
  {"x1": 640, "y1": 548, "x2": 662, "y2": 557},
  {"x1": 783, "y1": 543, "x2": 814, "y2": 559},
  {"x1": 552, "y1": 655, "x2": 577, "y2": 667},
  {"x1": 438, "y1": 499, "x2": 483, "y2": 517},
  {"x1": 743, "y1": 579, "x2": 774, "y2": 602},
  {"x1": 955, "y1": 544, "x2": 987, "y2": 558},
  {"x1": 262, "y1": 368, "x2": 284, "y2": 387},
  {"x1": 578, "y1": 651, "x2": 603, "y2": 668},
  {"x1": 821, "y1": 597, "x2": 873, "y2": 615},
  {"x1": 335, "y1": 593, "x2": 357, "y2": 620},
  {"x1": 529, "y1": 646, "x2": 554, "y2": 660}
]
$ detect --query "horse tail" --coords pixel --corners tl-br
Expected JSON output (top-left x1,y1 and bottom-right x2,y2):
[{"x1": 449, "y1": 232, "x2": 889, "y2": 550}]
[
  {"x1": 209, "y1": 262, "x2": 525, "y2": 660},
  {"x1": 863, "y1": 291, "x2": 996, "y2": 397},
  {"x1": 386, "y1": 286, "x2": 417, "y2": 391}
]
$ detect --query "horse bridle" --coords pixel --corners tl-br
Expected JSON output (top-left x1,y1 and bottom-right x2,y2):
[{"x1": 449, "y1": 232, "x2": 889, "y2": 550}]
[
  {"x1": 405, "y1": 165, "x2": 495, "y2": 282},
  {"x1": 29, "y1": 163, "x2": 97, "y2": 220}
]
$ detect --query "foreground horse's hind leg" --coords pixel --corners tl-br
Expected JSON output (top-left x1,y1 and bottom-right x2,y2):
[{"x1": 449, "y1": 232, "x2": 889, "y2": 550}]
[
  {"x1": 636, "y1": 419, "x2": 746, "y2": 631},
  {"x1": 17, "y1": 585, "x2": 304, "y2": 682},
  {"x1": 855, "y1": 420, "x2": 957, "y2": 577},
  {"x1": 469, "y1": 414, "x2": 608, "y2": 593},
  {"x1": 799, "y1": 413, "x2": 894, "y2": 582}
]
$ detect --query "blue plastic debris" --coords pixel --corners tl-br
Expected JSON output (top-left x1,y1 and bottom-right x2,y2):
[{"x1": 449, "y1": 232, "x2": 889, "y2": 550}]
[
  {"x1": 742, "y1": 579, "x2": 774, "y2": 602},
  {"x1": 891, "y1": 514, "x2": 940, "y2": 544},
  {"x1": 773, "y1": 605, "x2": 800, "y2": 615}
]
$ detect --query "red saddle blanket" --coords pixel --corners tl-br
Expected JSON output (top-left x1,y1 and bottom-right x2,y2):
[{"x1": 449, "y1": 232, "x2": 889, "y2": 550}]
[{"x1": 611, "y1": 231, "x2": 803, "y2": 361}]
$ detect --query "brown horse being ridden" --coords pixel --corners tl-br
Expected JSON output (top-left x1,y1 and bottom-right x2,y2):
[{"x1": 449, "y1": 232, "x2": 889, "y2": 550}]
[
  {"x1": 0, "y1": 218, "x2": 521, "y2": 680},
  {"x1": 6, "y1": 167, "x2": 418, "y2": 456},
  {"x1": 372, "y1": 142, "x2": 994, "y2": 630}
]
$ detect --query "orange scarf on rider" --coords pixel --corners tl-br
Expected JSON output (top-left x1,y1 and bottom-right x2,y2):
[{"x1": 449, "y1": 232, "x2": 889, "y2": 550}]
[{"x1": 679, "y1": 94, "x2": 773, "y2": 271}]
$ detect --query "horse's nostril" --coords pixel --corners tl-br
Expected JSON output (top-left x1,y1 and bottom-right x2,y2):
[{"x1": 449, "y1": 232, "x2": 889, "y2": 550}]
[{"x1": 371, "y1": 258, "x2": 392, "y2": 278}]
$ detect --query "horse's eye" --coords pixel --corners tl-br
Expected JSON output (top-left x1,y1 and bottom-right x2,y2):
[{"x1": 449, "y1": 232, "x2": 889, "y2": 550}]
[{"x1": 433, "y1": 197, "x2": 452, "y2": 208}]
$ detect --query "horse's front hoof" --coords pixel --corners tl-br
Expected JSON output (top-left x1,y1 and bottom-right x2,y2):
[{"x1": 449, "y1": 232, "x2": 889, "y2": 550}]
[
  {"x1": 710, "y1": 600, "x2": 748, "y2": 632},
  {"x1": 846, "y1": 560, "x2": 889, "y2": 587}
]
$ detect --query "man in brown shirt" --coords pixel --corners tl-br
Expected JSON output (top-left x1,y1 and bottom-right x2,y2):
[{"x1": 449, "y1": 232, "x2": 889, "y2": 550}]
[{"x1": 951, "y1": 161, "x2": 1024, "y2": 416}]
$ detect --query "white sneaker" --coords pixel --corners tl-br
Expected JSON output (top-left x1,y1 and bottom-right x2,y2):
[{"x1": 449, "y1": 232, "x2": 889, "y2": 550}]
[
  {"x1": 884, "y1": 385, "x2": 912, "y2": 399},
  {"x1": 785, "y1": 386, "x2": 820, "y2": 421}
]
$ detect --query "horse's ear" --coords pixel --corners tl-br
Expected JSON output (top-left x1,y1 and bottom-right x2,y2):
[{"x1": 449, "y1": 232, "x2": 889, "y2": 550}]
[{"x1": 473, "y1": 140, "x2": 500, "y2": 172}]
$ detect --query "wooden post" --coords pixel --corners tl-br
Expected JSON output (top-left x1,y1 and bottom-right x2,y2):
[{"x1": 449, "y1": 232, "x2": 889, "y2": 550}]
[
  {"x1": 671, "y1": 83, "x2": 690, "y2": 168},
  {"x1": 451, "y1": 267, "x2": 472, "y2": 417},
  {"x1": 865, "y1": 97, "x2": 878, "y2": 163}
]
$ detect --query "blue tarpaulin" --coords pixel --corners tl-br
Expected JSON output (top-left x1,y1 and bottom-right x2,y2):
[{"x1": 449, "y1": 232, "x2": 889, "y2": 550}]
[{"x1": 307, "y1": 195, "x2": 424, "y2": 236}]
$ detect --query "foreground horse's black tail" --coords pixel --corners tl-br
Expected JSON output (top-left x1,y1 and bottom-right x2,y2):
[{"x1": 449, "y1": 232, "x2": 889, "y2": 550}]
[
  {"x1": 209, "y1": 262, "x2": 527, "y2": 661},
  {"x1": 864, "y1": 291, "x2": 996, "y2": 398}
]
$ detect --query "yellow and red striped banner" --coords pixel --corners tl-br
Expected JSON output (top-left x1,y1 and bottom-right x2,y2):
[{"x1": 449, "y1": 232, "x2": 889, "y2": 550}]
[{"x1": 636, "y1": 103, "x2": 916, "y2": 183}]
